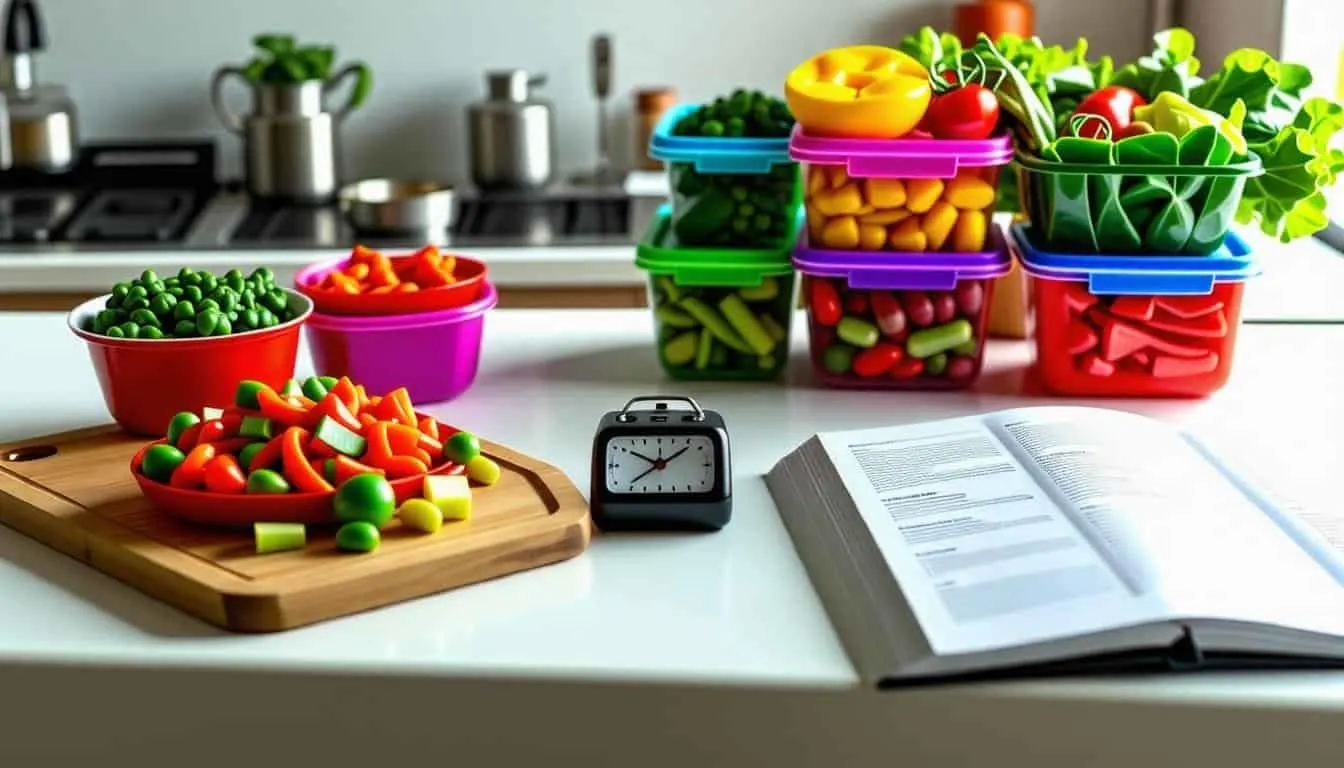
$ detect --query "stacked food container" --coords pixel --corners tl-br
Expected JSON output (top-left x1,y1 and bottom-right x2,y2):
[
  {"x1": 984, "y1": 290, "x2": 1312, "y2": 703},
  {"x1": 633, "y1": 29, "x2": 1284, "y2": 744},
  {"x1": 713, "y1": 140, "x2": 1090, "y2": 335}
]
[
  {"x1": 294, "y1": 245, "x2": 496, "y2": 403},
  {"x1": 1011, "y1": 98, "x2": 1263, "y2": 397},
  {"x1": 637, "y1": 91, "x2": 802, "y2": 381},
  {"x1": 784, "y1": 46, "x2": 1014, "y2": 389}
]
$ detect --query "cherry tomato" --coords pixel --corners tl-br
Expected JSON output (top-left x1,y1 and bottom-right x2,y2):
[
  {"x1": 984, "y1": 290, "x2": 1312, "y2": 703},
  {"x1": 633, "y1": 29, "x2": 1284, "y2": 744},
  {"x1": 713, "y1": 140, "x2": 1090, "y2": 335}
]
[
  {"x1": 1070, "y1": 85, "x2": 1146, "y2": 139},
  {"x1": 923, "y1": 84, "x2": 1000, "y2": 140}
]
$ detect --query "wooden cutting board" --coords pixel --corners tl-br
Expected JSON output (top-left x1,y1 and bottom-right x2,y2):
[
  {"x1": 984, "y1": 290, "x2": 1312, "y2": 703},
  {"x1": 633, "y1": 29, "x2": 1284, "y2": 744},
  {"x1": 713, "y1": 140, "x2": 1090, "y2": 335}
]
[{"x1": 0, "y1": 425, "x2": 591, "y2": 633}]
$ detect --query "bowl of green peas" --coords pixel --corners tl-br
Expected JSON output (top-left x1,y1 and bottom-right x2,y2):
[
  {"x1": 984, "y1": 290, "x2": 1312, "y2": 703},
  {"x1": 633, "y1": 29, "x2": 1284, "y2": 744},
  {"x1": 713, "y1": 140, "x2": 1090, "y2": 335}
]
[{"x1": 68, "y1": 266, "x2": 313, "y2": 436}]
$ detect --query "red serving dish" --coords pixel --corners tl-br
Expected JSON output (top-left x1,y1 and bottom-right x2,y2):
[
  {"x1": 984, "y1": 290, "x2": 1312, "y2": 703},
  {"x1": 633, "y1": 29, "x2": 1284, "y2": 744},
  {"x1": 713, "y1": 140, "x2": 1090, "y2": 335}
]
[
  {"x1": 294, "y1": 252, "x2": 488, "y2": 316},
  {"x1": 130, "y1": 417, "x2": 467, "y2": 528}
]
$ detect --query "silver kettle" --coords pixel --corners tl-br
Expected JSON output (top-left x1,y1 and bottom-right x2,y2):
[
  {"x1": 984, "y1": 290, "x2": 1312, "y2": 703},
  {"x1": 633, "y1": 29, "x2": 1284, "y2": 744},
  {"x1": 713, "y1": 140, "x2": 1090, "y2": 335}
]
[
  {"x1": 467, "y1": 70, "x2": 554, "y2": 192},
  {"x1": 0, "y1": 0, "x2": 78, "y2": 172}
]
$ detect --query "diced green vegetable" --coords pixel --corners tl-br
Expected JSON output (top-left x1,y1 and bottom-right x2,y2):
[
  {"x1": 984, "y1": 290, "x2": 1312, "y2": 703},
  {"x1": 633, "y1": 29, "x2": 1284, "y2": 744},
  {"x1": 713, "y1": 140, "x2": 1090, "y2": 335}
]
[
  {"x1": 165, "y1": 411, "x2": 200, "y2": 444},
  {"x1": 301, "y1": 376, "x2": 330, "y2": 402},
  {"x1": 140, "y1": 444, "x2": 186, "y2": 483},
  {"x1": 335, "y1": 521, "x2": 380, "y2": 553},
  {"x1": 239, "y1": 415, "x2": 274, "y2": 440},
  {"x1": 313, "y1": 415, "x2": 366, "y2": 458},
  {"x1": 254, "y1": 522, "x2": 306, "y2": 554},
  {"x1": 246, "y1": 468, "x2": 291, "y2": 494},
  {"x1": 234, "y1": 380, "x2": 268, "y2": 410}
]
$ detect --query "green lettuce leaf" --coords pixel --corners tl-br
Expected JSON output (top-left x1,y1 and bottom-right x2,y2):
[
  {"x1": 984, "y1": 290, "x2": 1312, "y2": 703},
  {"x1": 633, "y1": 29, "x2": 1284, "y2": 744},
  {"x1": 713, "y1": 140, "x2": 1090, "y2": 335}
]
[
  {"x1": 1110, "y1": 28, "x2": 1204, "y2": 101},
  {"x1": 1190, "y1": 48, "x2": 1312, "y2": 144},
  {"x1": 1239, "y1": 97, "x2": 1344, "y2": 242}
]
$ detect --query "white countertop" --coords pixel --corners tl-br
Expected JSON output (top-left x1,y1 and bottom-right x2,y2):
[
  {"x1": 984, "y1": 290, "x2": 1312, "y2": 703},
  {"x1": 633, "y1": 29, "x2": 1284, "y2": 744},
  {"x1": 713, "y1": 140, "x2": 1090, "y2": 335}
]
[
  {"x1": 3, "y1": 309, "x2": 1344, "y2": 765},
  {"x1": 0, "y1": 222, "x2": 1341, "y2": 322}
]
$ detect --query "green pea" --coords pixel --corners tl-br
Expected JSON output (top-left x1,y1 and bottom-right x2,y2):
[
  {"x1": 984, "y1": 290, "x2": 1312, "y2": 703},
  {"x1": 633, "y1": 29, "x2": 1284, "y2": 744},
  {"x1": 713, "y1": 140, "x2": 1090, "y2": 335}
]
[
  {"x1": 140, "y1": 443, "x2": 186, "y2": 483},
  {"x1": 119, "y1": 321, "x2": 141, "y2": 338},
  {"x1": 754, "y1": 213, "x2": 773, "y2": 231},
  {"x1": 213, "y1": 315, "x2": 232, "y2": 336},
  {"x1": 177, "y1": 267, "x2": 195, "y2": 282},
  {"x1": 140, "y1": 269, "x2": 159, "y2": 285},
  {"x1": 124, "y1": 296, "x2": 151, "y2": 311},
  {"x1": 260, "y1": 309, "x2": 278, "y2": 327},
  {"x1": 167, "y1": 286, "x2": 184, "y2": 298},
  {"x1": 105, "y1": 294, "x2": 124, "y2": 310},
  {"x1": 213, "y1": 290, "x2": 238, "y2": 313},
  {"x1": 262, "y1": 290, "x2": 287, "y2": 315},
  {"x1": 105, "y1": 326, "x2": 126, "y2": 338},
  {"x1": 149, "y1": 292, "x2": 177, "y2": 316},
  {"x1": 144, "y1": 280, "x2": 164, "y2": 297},
  {"x1": 701, "y1": 119, "x2": 724, "y2": 136},
  {"x1": 182, "y1": 272, "x2": 202, "y2": 288},
  {"x1": 184, "y1": 285, "x2": 203, "y2": 303},
  {"x1": 198, "y1": 297, "x2": 220, "y2": 314},
  {"x1": 139, "y1": 325, "x2": 166, "y2": 339},
  {"x1": 239, "y1": 287, "x2": 256, "y2": 308},
  {"x1": 224, "y1": 268, "x2": 245, "y2": 290},
  {"x1": 737, "y1": 203, "x2": 755, "y2": 218},
  {"x1": 128, "y1": 284, "x2": 148, "y2": 300},
  {"x1": 239, "y1": 444, "x2": 268, "y2": 472},
  {"x1": 173, "y1": 300, "x2": 195, "y2": 321},
  {"x1": 112, "y1": 283, "x2": 131, "y2": 300},
  {"x1": 97, "y1": 308, "x2": 124, "y2": 327},
  {"x1": 129, "y1": 308, "x2": 160, "y2": 328},
  {"x1": 823, "y1": 343, "x2": 856, "y2": 374},
  {"x1": 241, "y1": 308, "x2": 260, "y2": 329},
  {"x1": 925, "y1": 353, "x2": 949, "y2": 376},
  {"x1": 166, "y1": 411, "x2": 200, "y2": 444},
  {"x1": 174, "y1": 319, "x2": 197, "y2": 337},
  {"x1": 163, "y1": 276, "x2": 180, "y2": 289},
  {"x1": 196, "y1": 309, "x2": 222, "y2": 336},
  {"x1": 246, "y1": 468, "x2": 291, "y2": 494},
  {"x1": 729, "y1": 186, "x2": 749, "y2": 202},
  {"x1": 200, "y1": 273, "x2": 218, "y2": 292},
  {"x1": 335, "y1": 521, "x2": 380, "y2": 553},
  {"x1": 250, "y1": 267, "x2": 275, "y2": 285}
]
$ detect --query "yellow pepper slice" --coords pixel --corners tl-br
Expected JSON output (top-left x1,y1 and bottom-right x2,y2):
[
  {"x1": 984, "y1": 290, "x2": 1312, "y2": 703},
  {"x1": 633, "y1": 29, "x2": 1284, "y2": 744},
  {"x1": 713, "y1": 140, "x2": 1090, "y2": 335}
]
[{"x1": 785, "y1": 46, "x2": 933, "y2": 139}]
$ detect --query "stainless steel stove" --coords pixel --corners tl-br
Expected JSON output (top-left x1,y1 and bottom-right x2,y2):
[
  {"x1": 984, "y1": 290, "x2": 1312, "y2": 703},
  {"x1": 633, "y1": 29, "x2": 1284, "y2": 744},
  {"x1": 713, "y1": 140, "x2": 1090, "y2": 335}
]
[{"x1": 0, "y1": 140, "x2": 648, "y2": 252}]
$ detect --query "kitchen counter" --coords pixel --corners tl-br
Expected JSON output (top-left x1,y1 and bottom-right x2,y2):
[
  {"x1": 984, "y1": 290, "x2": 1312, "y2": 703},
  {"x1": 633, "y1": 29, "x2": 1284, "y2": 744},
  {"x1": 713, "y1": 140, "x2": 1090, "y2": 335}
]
[
  {"x1": 1, "y1": 219, "x2": 1341, "y2": 321},
  {"x1": 2, "y1": 309, "x2": 1344, "y2": 766}
]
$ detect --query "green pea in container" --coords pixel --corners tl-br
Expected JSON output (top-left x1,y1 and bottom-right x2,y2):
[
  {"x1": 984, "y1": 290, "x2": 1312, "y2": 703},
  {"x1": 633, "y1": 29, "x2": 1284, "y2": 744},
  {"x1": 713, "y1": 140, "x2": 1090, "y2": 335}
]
[
  {"x1": 1015, "y1": 123, "x2": 1262, "y2": 256},
  {"x1": 636, "y1": 204, "x2": 798, "y2": 381},
  {"x1": 649, "y1": 102, "x2": 802, "y2": 250}
]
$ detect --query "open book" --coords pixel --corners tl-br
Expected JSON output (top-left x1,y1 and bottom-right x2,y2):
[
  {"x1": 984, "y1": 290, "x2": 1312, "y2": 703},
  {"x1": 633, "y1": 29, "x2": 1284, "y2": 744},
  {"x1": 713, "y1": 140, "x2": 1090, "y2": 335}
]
[{"x1": 765, "y1": 406, "x2": 1344, "y2": 687}]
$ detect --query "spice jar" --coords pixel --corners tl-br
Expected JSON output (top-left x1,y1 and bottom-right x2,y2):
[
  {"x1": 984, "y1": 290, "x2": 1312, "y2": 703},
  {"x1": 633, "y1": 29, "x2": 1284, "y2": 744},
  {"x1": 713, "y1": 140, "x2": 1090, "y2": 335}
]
[
  {"x1": 634, "y1": 87, "x2": 677, "y2": 171},
  {"x1": 953, "y1": 0, "x2": 1033, "y2": 47}
]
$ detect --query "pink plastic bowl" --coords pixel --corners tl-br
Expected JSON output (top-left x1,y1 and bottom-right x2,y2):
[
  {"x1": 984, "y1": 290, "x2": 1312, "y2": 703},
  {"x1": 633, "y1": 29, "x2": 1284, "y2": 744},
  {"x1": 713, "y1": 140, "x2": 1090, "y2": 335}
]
[{"x1": 304, "y1": 281, "x2": 497, "y2": 405}]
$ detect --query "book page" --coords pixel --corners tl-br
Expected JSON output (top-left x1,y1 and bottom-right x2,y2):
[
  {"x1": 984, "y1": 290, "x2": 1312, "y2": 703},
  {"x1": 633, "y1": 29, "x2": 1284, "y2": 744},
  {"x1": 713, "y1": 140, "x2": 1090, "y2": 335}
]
[
  {"x1": 986, "y1": 407, "x2": 1344, "y2": 638},
  {"x1": 819, "y1": 417, "x2": 1167, "y2": 657}
]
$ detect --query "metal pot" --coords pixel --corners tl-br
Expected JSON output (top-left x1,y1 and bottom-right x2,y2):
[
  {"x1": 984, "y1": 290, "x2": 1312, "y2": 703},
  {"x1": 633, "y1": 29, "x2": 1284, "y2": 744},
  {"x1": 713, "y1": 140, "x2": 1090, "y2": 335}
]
[
  {"x1": 338, "y1": 178, "x2": 456, "y2": 238},
  {"x1": 211, "y1": 66, "x2": 364, "y2": 203},
  {"x1": 467, "y1": 69, "x2": 555, "y2": 192}
]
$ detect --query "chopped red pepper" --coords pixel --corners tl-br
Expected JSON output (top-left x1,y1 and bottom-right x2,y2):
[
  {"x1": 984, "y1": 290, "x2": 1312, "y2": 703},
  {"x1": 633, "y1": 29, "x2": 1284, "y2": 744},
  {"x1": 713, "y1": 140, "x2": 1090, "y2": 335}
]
[
  {"x1": 417, "y1": 416, "x2": 440, "y2": 441},
  {"x1": 175, "y1": 422, "x2": 203, "y2": 451},
  {"x1": 380, "y1": 455, "x2": 429, "y2": 479},
  {"x1": 306, "y1": 435, "x2": 337, "y2": 459},
  {"x1": 328, "y1": 377, "x2": 361, "y2": 415},
  {"x1": 385, "y1": 424, "x2": 423, "y2": 455},
  {"x1": 169, "y1": 443, "x2": 216, "y2": 489},
  {"x1": 203, "y1": 454, "x2": 247, "y2": 494},
  {"x1": 413, "y1": 448, "x2": 434, "y2": 468},
  {"x1": 328, "y1": 455, "x2": 386, "y2": 485},
  {"x1": 358, "y1": 413, "x2": 378, "y2": 431},
  {"x1": 257, "y1": 388, "x2": 311, "y2": 428},
  {"x1": 1151, "y1": 352, "x2": 1220, "y2": 378},
  {"x1": 199, "y1": 437, "x2": 255, "y2": 456},
  {"x1": 354, "y1": 385, "x2": 370, "y2": 412},
  {"x1": 389, "y1": 388, "x2": 416, "y2": 426},
  {"x1": 364, "y1": 422, "x2": 394, "y2": 462},
  {"x1": 372, "y1": 396, "x2": 405, "y2": 426},
  {"x1": 307, "y1": 392, "x2": 363, "y2": 434},
  {"x1": 197, "y1": 419, "x2": 228, "y2": 444},
  {"x1": 281, "y1": 426, "x2": 332, "y2": 493},
  {"x1": 1101, "y1": 319, "x2": 1209, "y2": 361},
  {"x1": 247, "y1": 435, "x2": 285, "y2": 473}
]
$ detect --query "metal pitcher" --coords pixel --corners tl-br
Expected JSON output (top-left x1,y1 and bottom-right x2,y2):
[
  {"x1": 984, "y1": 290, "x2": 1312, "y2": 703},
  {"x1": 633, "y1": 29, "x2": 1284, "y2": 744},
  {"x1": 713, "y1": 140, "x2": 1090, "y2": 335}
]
[{"x1": 210, "y1": 64, "x2": 363, "y2": 203}]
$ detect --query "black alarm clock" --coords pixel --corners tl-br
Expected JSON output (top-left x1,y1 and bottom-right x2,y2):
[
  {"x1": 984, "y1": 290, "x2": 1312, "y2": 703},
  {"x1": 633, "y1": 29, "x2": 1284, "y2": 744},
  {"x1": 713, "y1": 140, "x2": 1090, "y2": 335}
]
[{"x1": 590, "y1": 395, "x2": 732, "y2": 532}]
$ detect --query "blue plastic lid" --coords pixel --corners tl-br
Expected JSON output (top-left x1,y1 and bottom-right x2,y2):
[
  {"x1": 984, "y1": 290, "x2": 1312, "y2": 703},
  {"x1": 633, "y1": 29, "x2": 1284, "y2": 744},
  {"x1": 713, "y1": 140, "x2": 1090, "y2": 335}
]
[
  {"x1": 1010, "y1": 222, "x2": 1260, "y2": 296},
  {"x1": 792, "y1": 225, "x2": 1011, "y2": 291},
  {"x1": 647, "y1": 103, "x2": 793, "y2": 174}
]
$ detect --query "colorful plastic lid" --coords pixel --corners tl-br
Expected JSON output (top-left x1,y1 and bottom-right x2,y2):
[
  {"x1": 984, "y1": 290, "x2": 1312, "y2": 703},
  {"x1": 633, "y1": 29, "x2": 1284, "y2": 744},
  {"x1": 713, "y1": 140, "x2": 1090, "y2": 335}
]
[
  {"x1": 635, "y1": 204, "x2": 797, "y2": 287},
  {"x1": 792, "y1": 225, "x2": 1011, "y2": 291},
  {"x1": 647, "y1": 103, "x2": 793, "y2": 174},
  {"x1": 1010, "y1": 222, "x2": 1260, "y2": 296},
  {"x1": 788, "y1": 126, "x2": 1013, "y2": 179}
]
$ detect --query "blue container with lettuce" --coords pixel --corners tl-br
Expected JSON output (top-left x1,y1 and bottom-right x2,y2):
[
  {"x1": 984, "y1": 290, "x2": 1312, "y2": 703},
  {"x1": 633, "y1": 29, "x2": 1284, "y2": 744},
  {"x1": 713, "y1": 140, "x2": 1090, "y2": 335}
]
[{"x1": 899, "y1": 27, "x2": 1344, "y2": 254}]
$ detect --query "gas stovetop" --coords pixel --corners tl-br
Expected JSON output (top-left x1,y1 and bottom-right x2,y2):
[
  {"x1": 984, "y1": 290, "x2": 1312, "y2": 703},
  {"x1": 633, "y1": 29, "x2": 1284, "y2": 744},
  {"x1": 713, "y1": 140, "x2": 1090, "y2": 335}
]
[{"x1": 0, "y1": 140, "x2": 647, "y2": 251}]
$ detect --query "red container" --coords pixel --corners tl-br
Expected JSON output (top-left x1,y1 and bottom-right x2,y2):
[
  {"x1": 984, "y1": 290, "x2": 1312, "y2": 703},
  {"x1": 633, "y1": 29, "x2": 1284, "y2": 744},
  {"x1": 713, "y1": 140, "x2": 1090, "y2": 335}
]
[
  {"x1": 1012, "y1": 223, "x2": 1259, "y2": 398},
  {"x1": 793, "y1": 226, "x2": 1012, "y2": 389},
  {"x1": 129, "y1": 417, "x2": 466, "y2": 528},
  {"x1": 294, "y1": 252, "x2": 488, "y2": 316},
  {"x1": 68, "y1": 290, "x2": 313, "y2": 436}
]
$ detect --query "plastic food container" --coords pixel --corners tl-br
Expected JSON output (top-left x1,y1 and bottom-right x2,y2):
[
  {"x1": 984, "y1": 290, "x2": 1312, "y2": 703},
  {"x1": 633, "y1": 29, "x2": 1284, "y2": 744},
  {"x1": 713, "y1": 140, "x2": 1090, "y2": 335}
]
[
  {"x1": 648, "y1": 103, "x2": 801, "y2": 249},
  {"x1": 789, "y1": 128, "x2": 1013, "y2": 253},
  {"x1": 304, "y1": 281, "x2": 497, "y2": 404},
  {"x1": 68, "y1": 290, "x2": 313, "y2": 437},
  {"x1": 794, "y1": 224, "x2": 1012, "y2": 389},
  {"x1": 1011, "y1": 223, "x2": 1259, "y2": 398},
  {"x1": 1015, "y1": 150, "x2": 1262, "y2": 256},
  {"x1": 131, "y1": 417, "x2": 464, "y2": 528},
  {"x1": 636, "y1": 205, "x2": 797, "y2": 381},
  {"x1": 294, "y1": 252, "x2": 488, "y2": 316}
]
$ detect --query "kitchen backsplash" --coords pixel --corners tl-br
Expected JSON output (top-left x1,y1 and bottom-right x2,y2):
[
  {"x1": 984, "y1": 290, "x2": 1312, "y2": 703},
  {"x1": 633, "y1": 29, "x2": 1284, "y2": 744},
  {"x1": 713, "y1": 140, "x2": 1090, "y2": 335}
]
[{"x1": 42, "y1": 0, "x2": 1150, "y2": 183}]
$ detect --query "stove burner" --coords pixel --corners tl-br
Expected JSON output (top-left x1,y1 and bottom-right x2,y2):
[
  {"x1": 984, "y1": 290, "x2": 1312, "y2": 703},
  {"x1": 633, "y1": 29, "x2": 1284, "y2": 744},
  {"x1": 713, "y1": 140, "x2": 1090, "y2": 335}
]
[
  {"x1": 63, "y1": 189, "x2": 198, "y2": 243},
  {"x1": 0, "y1": 189, "x2": 80, "y2": 242}
]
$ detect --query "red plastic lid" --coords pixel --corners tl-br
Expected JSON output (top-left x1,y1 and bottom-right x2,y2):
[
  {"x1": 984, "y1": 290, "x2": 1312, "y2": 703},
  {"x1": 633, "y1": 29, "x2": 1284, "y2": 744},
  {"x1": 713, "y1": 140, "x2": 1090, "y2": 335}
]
[{"x1": 788, "y1": 125, "x2": 1013, "y2": 178}]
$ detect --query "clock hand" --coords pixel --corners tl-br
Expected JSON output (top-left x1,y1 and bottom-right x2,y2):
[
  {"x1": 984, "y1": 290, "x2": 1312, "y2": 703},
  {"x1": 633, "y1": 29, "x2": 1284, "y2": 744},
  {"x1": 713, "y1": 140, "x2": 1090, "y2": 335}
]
[
  {"x1": 662, "y1": 446, "x2": 690, "y2": 463},
  {"x1": 629, "y1": 450, "x2": 658, "y2": 464},
  {"x1": 628, "y1": 465, "x2": 659, "y2": 484}
]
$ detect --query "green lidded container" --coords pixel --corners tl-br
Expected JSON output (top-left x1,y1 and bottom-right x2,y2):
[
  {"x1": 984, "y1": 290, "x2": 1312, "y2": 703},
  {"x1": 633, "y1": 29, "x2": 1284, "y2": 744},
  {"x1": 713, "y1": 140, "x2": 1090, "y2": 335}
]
[
  {"x1": 1014, "y1": 126, "x2": 1263, "y2": 256},
  {"x1": 636, "y1": 204, "x2": 799, "y2": 381}
]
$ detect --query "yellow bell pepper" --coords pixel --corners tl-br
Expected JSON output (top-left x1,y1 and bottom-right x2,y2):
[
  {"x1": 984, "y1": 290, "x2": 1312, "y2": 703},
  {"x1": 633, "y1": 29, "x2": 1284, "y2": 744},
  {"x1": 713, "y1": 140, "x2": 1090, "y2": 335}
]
[{"x1": 785, "y1": 46, "x2": 932, "y2": 139}]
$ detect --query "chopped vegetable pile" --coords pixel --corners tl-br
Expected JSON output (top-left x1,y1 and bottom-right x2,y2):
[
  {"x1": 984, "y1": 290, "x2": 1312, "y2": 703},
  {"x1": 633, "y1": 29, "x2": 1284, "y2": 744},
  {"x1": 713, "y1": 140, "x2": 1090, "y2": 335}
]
[
  {"x1": 81, "y1": 267, "x2": 298, "y2": 339},
  {"x1": 900, "y1": 26, "x2": 1344, "y2": 243},
  {"x1": 133, "y1": 374, "x2": 500, "y2": 555},
  {"x1": 313, "y1": 244, "x2": 462, "y2": 295},
  {"x1": 672, "y1": 89, "x2": 795, "y2": 138}
]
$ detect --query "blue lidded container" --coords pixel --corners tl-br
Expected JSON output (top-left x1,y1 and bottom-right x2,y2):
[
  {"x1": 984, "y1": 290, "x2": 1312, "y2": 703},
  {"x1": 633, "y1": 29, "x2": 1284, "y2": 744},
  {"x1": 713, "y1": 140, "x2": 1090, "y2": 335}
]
[
  {"x1": 1010, "y1": 222, "x2": 1260, "y2": 398},
  {"x1": 648, "y1": 102, "x2": 801, "y2": 250}
]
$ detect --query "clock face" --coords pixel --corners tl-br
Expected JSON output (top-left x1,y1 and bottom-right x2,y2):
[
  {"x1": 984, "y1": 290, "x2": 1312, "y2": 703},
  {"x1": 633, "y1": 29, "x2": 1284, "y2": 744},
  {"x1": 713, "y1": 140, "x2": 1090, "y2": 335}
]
[{"x1": 604, "y1": 434, "x2": 716, "y2": 495}]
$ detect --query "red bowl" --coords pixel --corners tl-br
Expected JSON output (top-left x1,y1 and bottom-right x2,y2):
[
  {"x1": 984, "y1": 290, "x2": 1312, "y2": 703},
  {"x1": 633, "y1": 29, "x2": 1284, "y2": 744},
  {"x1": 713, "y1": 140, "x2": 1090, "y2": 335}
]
[
  {"x1": 130, "y1": 418, "x2": 468, "y2": 528},
  {"x1": 69, "y1": 289, "x2": 313, "y2": 437},
  {"x1": 293, "y1": 253, "x2": 488, "y2": 316}
]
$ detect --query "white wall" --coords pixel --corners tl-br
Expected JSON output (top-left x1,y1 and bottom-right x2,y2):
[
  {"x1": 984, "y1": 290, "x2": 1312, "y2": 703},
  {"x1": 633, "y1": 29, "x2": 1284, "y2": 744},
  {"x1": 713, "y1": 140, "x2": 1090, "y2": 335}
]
[{"x1": 34, "y1": 0, "x2": 1149, "y2": 182}]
